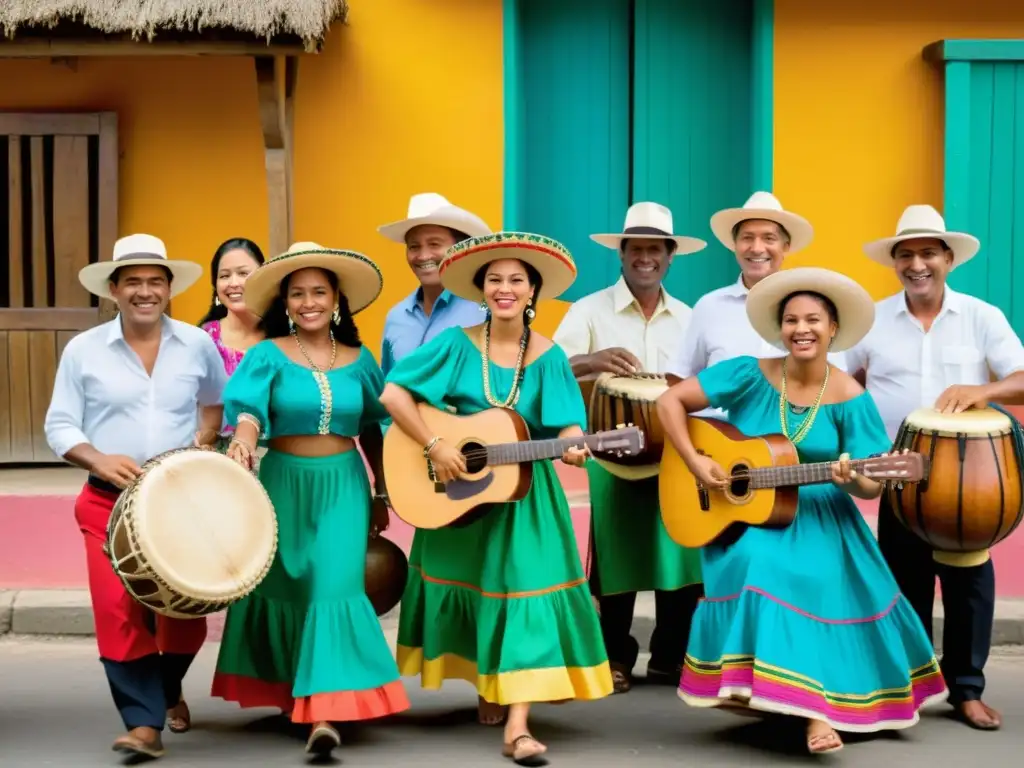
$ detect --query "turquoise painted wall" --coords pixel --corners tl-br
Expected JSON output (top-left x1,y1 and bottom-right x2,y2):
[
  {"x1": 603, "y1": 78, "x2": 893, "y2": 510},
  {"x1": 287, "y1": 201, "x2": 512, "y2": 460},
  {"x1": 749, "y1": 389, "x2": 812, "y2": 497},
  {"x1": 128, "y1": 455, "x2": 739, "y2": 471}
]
[
  {"x1": 504, "y1": 0, "x2": 765, "y2": 305},
  {"x1": 935, "y1": 41, "x2": 1024, "y2": 336}
]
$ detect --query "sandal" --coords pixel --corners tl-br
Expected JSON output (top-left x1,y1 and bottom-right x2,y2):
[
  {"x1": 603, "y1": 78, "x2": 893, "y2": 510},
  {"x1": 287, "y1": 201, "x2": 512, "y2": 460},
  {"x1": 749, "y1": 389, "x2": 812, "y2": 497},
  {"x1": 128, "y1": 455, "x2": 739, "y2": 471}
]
[
  {"x1": 305, "y1": 723, "x2": 341, "y2": 756},
  {"x1": 478, "y1": 696, "x2": 509, "y2": 726},
  {"x1": 167, "y1": 699, "x2": 191, "y2": 734},
  {"x1": 611, "y1": 664, "x2": 632, "y2": 694},
  {"x1": 807, "y1": 728, "x2": 843, "y2": 755},
  {"x1": 502, "y1": 733, "x2": 548, "y2": 766}
]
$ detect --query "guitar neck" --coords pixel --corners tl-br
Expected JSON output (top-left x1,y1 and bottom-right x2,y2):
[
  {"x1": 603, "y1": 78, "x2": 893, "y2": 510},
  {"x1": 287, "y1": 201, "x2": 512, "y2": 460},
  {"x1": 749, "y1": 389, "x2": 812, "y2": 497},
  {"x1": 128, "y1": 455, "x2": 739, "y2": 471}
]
[
  {"x1": 748, "y1": 458, "x2": 871, "y2": 489},
  {"x1": 486, "y1": 435, "x2": 596, "y2": 465}
]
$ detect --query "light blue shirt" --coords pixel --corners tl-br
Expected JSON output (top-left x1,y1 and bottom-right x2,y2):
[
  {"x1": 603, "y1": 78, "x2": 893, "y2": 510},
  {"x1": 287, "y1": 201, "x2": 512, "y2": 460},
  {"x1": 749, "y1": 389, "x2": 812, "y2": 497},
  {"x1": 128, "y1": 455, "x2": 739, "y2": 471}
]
[
  {"x1": 44, "y1": 316, "x2": 229, "y2": 467},
  {"x1": 381, "y1": 288, "x2": 486, "y2": 375}
]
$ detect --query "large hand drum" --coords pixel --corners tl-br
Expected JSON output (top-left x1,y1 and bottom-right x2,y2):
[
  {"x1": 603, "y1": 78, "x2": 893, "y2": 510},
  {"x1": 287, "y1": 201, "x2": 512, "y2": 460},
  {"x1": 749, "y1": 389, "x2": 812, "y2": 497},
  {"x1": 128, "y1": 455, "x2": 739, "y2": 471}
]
[
  {"x1": 886, "y1": 407, "x2": 1024, "y2": 567},
  {"x1": 365, "y1": 536, "x2": 409, "y2": 615},
  {"x1": 105, "y1": 448, "x2": 278, "y2": 619},
  {"x1": 587, "y1": 373, "x2": 668, "y2": 480}
]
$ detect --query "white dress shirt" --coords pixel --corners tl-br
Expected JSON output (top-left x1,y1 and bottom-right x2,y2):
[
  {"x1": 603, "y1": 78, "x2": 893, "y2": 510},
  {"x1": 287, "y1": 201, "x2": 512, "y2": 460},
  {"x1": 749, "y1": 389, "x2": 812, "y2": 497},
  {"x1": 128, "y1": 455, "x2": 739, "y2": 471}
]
[
  {"x1": 845, "y1": 288, "x2": 1024, "y2": 441},
  {"x1": 45, "y1": 316, "x2": 229, "y2": 467},
  {"x1": 553, "y1": 276, "x2": 691, "y2": 374}
]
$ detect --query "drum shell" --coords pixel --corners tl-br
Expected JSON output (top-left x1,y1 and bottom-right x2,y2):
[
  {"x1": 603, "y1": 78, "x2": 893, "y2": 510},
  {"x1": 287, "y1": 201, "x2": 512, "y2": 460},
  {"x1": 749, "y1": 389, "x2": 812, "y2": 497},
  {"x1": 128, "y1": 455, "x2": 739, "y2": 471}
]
[
  {"x1": 365, "y1": 536, "x2": 409, "y2": 616},
  {"x1": 587, "y1": 375, "x2": 667, "y2": 472},
  {"x1": 886, "y1": 424, "x2": 1024, "y2": 553}
]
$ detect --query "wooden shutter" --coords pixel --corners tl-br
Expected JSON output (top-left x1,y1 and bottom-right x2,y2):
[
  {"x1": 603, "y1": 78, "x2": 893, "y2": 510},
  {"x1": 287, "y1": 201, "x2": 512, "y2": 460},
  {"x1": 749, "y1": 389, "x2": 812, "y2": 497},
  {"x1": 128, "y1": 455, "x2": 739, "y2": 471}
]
[{"x1": 0, "y1": 112, "x2": 118, "y2": 463}]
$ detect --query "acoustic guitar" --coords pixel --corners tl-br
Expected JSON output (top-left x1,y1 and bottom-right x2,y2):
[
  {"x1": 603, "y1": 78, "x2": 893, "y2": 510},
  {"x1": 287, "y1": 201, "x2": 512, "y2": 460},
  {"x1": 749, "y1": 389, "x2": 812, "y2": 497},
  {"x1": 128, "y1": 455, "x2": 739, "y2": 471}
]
[
  {"x1": 659, "y1": 417, "x2": 926, "y2": 548},
  {"x1": 382, "y1": 403, "x2": 644, "y2": 529}
]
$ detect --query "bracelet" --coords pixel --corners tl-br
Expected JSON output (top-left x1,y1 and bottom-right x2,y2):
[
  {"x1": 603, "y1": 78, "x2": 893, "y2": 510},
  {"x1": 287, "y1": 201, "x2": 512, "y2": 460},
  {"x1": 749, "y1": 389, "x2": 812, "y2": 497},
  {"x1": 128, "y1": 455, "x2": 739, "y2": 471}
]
[
  {"x1": 237, "y1": 413, "x2": 262, "y2": 433},
  {"x1": 422, "y1": 436, "x2": 442, "y2": 457},
  {"x1": 230, "y1": 437, "x2": 255, "y2": 453}
]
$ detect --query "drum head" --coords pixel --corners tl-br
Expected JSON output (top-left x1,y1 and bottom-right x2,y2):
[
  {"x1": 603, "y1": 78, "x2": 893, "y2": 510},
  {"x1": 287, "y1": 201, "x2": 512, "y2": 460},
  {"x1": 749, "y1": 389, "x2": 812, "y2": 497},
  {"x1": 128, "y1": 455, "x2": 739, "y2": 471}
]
[
  {"x1": 904, "y1": 406, "x2": 1012, "y2": 436},
  {"x1": 596, "y1": 373, "x2": 669, "y2": 399},
  {"x1": 133, "y1": 450, "x2": 277, "y2": 601}
]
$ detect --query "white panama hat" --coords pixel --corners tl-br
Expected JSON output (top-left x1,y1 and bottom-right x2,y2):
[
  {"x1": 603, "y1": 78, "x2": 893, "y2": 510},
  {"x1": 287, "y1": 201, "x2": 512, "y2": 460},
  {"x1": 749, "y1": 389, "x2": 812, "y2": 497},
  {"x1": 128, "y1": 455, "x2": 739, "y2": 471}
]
[
  {"x1": 78, "y1": 234, "x2": 203, "y2": 300},
  {"x1": 590, "y1": 202, "x2": 707, "y2": 255},
  {"x1": 862, "y1": 204, "x2": 980, "y2": 269},
  {"x1": 709, "y1": 191, "x2": 814, "y2": 254},
  {"x1": 377, "y1": 192, "x2": 492, "y2": 244}
]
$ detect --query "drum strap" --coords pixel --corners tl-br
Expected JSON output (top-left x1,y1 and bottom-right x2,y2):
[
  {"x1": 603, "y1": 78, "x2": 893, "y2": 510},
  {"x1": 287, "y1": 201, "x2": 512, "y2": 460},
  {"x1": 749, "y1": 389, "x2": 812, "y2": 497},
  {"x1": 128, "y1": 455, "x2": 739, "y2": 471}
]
[{"x1": 992, "y1": 404, "x2": 1024, "y2": 496}]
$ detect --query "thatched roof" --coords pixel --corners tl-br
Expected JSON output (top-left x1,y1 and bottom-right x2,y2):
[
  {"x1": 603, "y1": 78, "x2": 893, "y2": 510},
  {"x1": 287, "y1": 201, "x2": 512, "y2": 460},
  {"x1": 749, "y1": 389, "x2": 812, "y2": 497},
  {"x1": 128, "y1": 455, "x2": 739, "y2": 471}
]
[{"x1": 0, "y1": 1, "x2": 349, "y2": 48}]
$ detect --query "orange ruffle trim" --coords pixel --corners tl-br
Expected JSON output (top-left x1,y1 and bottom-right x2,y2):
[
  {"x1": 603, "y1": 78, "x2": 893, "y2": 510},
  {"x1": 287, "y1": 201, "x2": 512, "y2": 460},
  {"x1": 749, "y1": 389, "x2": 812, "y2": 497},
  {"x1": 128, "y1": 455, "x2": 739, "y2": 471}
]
[{"x1": 211, "y1": 673, "x2": 410, "y2": 723}]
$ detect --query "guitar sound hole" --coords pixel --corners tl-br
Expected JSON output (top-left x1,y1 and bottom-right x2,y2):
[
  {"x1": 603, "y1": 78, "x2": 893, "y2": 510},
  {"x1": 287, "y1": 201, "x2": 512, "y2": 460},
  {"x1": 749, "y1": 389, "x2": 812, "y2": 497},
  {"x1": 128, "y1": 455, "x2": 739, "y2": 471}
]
[
  {"x1": 461, "y1": 442, "x2": 488, "y2": 474},
  {"x1": 729, "y1": 464, "x2": 750, "y2": 498}
]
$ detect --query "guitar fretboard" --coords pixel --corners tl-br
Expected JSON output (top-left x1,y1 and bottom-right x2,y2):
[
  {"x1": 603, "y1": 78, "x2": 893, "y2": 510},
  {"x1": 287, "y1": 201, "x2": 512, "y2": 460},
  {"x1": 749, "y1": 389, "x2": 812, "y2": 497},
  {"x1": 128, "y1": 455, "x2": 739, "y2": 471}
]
[
  {"x1": 486, "y1": 436, "x2": 590, "y2": 465},
  {"x1": 746, "y1": 459, "x2": 871, "y2": 489}
]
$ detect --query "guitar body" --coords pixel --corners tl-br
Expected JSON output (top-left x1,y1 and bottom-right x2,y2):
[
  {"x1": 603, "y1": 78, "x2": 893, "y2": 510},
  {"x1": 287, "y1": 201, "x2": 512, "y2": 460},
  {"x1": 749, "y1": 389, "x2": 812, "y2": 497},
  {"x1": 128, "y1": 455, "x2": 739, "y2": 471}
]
[
  {"x1": 659, "y1": 418, "x2": 799, "y2": 548},
  {"x1": 382, "y1": 404, "x2": 533, "y2": 530}
]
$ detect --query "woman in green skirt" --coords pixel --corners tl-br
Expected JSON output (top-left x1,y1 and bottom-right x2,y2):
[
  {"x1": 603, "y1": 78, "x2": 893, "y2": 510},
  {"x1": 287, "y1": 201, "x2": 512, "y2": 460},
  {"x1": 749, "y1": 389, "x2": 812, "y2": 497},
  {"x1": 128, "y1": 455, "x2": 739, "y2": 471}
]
[
  {"x1": 213, "y1": 242, "x2": 409, "y2": 758},
  {"x1": 380, "y1": 232, "x2": 614, "y2": 765}
]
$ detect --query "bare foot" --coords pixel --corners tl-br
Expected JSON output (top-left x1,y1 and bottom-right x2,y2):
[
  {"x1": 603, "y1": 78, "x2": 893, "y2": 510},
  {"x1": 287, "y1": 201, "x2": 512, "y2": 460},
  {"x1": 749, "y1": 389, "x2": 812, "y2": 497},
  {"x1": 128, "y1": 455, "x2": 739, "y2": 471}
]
[
  {"x1": 957, "y1": 700, "x2": 1002, "y2": 730},
  {"x1": 806, "y1": 719, "x2": 843, "y2": 754},
  {"x1": 479, "y1": 695, "x2": 508, "y2": 725}
]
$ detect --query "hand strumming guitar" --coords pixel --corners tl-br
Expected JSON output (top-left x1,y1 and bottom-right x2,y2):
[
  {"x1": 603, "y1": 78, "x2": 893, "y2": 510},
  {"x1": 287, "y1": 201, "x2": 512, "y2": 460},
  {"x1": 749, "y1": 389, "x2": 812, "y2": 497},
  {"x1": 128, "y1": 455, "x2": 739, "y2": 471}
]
[
  {"x1": 688, "y1": 453, "x2": 729, "y2": 490},
  {"x1": 427, "y1": 439, "x2": 467, "y2": 483}
]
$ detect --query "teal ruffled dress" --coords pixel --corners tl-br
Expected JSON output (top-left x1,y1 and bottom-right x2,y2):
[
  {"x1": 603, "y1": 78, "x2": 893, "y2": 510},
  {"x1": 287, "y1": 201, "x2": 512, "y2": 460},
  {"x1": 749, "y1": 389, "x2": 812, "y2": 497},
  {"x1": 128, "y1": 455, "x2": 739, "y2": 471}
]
[{"x1": 678, "y1": 356, "x2": 946, "y2": 731}]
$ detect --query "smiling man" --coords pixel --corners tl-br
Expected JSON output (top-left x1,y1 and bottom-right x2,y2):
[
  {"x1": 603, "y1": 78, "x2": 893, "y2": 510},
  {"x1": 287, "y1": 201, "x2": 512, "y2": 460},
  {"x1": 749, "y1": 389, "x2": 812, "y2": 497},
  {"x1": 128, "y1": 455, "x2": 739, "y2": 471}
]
[
  {"x1": 378, "y1": 193, "x2": 492, "y2": 375},
  {"x1": 846, "y1": 204, "x2": 1024, "y2": 732},
  {"x1": 44, "y1": 234, "x2": 228, "y2": 760},
  {"x1": 553, "y1": 201, "x2": 707, "y2": 693}
]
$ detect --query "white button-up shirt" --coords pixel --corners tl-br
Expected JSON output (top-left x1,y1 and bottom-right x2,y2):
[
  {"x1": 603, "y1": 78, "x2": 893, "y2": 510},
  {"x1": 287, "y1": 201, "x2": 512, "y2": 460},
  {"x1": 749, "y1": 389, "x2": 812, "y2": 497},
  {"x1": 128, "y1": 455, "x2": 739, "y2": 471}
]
[
  {"x1": 553, "y1": 276, "x2": 692, "y2": 374},
  {"x1": 845, "y1": 288, "x2": 1024, "y2": 441},
  {"x1": 45, "y1": 316, "x2": 229, "y2": 467}
]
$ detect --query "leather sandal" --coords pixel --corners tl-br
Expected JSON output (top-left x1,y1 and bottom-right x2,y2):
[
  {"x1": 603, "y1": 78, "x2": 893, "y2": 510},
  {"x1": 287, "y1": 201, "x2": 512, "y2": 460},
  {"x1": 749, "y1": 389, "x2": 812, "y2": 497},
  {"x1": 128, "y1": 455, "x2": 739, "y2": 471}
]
[
  {"x1": 112, "y1": 728, "x2": 165, "y2": 760},
  {"x1": 502, "y1": 733, "x2": 548, "y2": 766},
  {"x1": 305, "y1": 723, "x2": 341, "y2": 756},
  {"x1": 167, "y1": 700, "x2": 191, "y2": 734}
]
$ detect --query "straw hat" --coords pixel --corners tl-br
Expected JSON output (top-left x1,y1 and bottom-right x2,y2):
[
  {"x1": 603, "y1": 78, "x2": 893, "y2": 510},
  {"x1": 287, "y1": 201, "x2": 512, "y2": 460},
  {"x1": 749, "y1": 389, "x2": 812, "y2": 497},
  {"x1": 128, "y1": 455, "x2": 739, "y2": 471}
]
[
  {"x1": 745, "y1": 267, "x2": 875, "y2": 352},
  {"x1": 438, "y1": 232, "x2": 577, "y2": 302},
  {"x1": 709, "y1": 191, "x2": 814, "y2": 254},
  {"x1": 78, "y1": 234, "x2": 203, "y2": 300},
  {"x1": 377, "y1": 192, "x2": 492, "y2": 243},
  {"x1": 590, "y1": 202, "x2": 706, "y2": 255},
  {"x1": 243, "y1": 242, "x2": 383, "y2": 317},
  {"x1": 863, "y1": 204, "x2": 980, "y2": 269}
]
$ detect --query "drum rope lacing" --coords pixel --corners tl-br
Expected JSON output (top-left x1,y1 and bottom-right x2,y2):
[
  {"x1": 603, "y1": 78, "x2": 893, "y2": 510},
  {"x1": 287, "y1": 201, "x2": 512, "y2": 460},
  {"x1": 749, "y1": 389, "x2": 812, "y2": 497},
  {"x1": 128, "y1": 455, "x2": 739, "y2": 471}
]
[
  {"x1": 778, "y1": 358, "x2": 829, "y2": 445},
  {"x1": 992, "y1": 404, "x2": 1024, "y2": 489}
]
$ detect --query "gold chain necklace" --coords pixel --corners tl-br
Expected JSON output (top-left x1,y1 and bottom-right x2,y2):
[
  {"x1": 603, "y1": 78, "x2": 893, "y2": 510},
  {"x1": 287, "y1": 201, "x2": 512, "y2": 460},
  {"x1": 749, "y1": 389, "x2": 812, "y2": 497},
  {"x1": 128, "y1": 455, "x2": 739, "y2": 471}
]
[
  {"x1": 481, "y1": 319, "x2": 528, "y2": 408},
  {"x1": 779, "y1": 358, "x2": 829, "y2": 445},
  {"x1": 293, "y1": 329, "x2": 337, "y2": 435},
  {"x1": 293, "y1": 329, "x2": 337, "y2": 372}
]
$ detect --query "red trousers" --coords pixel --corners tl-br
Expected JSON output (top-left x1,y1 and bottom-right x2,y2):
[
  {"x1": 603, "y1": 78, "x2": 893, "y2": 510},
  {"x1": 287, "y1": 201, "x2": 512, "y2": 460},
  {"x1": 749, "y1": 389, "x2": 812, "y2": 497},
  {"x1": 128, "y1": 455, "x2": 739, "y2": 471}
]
[{"x1": 75, "y1": 483, "x2": 207, "y2": 662}]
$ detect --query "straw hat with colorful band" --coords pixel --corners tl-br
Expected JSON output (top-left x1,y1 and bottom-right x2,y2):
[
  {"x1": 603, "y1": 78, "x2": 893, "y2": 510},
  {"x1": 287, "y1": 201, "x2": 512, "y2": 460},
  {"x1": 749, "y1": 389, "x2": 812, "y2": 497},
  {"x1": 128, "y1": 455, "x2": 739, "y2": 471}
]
[
  {"x1": 438, "y1": 232, "x2": 578, "y2": 302},
  {"x1": 242, "y1": 242, "x2": 384, "y2": 317},
  {"x1": 862, "y1": 204, "x2": 980, "y2": 270},
  {"x1": 79, "y1": 233, "x2": 203, "y2": 300},
  {"x1": 745, "y1": 267, "x2": 875, "y2": 353},
  {"x1": 709, "y1": 191, "x2": 814, "y2": 255}
]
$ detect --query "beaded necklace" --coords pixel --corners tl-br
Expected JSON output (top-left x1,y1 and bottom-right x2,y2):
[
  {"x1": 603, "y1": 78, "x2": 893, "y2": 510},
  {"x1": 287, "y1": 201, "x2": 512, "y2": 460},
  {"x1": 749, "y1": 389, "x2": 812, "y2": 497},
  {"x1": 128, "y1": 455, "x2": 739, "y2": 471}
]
[
  {"x1": 481, "y1": 318, "x2": 529, "y2": 408},
  {"x1": 293, "y1": 328, "x2": 337, "y2": 435},
  {"x1": 778, "y1": 357, "x2": 829, "y2": 445}
]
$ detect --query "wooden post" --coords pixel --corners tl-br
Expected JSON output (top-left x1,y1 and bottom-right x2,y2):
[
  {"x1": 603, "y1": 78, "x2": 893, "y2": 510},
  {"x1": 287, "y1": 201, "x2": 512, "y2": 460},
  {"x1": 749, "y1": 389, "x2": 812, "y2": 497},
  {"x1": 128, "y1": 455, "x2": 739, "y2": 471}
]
[{"x1": 256, "y1": 55, "x2": 297, "y2": 257}]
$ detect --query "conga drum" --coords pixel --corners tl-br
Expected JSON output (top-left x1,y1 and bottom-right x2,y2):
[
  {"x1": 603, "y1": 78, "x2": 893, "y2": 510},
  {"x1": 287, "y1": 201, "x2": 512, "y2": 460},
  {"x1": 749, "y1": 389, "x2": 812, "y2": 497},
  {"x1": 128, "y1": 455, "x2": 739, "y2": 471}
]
[
  {"x1": 105, "y1": 448, "x2": 278, "y2": 619},
  {"x1": 587, "y1": 373, "x2": 668, "y2": 480},
  {"x1": 365, "y1": 536, "x2": 409, "y2": 616},
  {"x1": 886, "y1": 407, "x2": 1024, "y2": 567}
]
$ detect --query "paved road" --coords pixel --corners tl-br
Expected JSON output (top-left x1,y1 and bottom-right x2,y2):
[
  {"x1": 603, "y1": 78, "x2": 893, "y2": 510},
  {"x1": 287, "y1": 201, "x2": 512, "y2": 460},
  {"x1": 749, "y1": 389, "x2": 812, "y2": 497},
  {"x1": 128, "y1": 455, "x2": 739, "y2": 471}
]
[{"x1": 2, "y1": 637, "x2": 1023, "y2": 767}]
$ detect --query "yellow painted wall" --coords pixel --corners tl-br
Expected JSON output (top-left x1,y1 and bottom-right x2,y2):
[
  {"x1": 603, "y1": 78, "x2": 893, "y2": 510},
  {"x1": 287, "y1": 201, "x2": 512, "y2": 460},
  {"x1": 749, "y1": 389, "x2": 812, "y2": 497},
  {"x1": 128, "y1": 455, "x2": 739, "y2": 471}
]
[
  {"x1": 774, "y1": 0, "x2": 1024, "y2": 299},
  {"x1": 0, "y1": 0, "x2": 504, "y2": 355}
]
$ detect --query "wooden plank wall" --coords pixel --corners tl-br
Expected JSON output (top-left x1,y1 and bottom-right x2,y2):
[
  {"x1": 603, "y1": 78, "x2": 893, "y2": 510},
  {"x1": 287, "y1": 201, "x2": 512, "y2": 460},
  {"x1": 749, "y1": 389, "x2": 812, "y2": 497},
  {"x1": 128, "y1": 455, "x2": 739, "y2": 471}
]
[{"x1": 0, "y1": 113, "x2": 114, "y2": 464}]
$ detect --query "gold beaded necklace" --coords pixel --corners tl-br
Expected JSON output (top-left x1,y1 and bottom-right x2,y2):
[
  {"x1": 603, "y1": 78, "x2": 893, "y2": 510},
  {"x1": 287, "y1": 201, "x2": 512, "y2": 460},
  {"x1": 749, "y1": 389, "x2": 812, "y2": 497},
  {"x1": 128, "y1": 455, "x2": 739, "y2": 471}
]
[
  {"x1": 481, "y1": 318, "x2": 529, "y2": 408},
  {"x1": 778, "y1": 357, "x2": 829, "y2": 445}
]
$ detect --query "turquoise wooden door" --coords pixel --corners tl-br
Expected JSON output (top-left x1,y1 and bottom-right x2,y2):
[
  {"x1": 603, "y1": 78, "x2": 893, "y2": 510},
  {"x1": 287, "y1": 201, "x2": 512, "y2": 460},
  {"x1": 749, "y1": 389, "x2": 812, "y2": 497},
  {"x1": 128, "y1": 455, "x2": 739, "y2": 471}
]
[
  {"x1": 505, "y1": 0, "x2": 767, "y2": 304},
  {"x1": 932, "y1": 42, "x2": 1024, "y2": 336}
]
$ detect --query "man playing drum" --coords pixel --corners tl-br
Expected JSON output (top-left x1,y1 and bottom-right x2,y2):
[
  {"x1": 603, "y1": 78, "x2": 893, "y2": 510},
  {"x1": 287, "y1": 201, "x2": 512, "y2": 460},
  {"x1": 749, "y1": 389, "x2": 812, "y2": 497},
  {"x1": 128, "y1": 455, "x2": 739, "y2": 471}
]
[
  {"x1": 846, "y1": 204, "x2": 1024, "y2": 731},
  {"x1": 666, "y1": 192, "x2": 845, "y2": 392},
  {"x1": 44, "y1": 234, "x2": 228, "y2": 760},
  {"x1": 553, "y1": 201, "x2": 706, "y2": 693}
]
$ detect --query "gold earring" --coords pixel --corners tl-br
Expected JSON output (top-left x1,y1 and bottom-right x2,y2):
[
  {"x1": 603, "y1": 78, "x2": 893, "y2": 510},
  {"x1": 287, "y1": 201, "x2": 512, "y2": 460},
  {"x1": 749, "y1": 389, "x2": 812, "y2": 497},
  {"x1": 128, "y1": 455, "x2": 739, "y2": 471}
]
[{"x1": 333, "y1": 306, "x2": 341, "y2": 324}]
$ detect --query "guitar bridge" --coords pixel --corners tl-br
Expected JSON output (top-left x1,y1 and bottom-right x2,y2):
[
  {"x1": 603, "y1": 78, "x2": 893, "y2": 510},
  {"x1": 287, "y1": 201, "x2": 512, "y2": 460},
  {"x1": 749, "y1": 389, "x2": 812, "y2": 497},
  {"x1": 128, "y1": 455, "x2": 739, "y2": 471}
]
[{"x1": 426, "y1": 458, "x2": 445, "y2": 494}]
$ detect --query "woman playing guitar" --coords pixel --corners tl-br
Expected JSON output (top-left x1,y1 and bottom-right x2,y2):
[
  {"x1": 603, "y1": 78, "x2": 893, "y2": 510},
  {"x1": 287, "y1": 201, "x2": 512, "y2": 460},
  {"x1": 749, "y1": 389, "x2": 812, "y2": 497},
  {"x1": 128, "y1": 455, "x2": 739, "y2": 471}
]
[{"x1": 655, "y1": 267, "x2": 946, "y2": 754}]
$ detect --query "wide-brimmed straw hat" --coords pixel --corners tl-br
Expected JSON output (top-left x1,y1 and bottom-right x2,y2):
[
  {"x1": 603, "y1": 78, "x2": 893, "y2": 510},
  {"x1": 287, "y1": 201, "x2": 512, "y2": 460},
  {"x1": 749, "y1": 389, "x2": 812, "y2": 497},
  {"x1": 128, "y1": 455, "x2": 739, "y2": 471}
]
[
  {"x1": 438, "y1": 232, "x2": 577, "y2": 302},
  {"x1": 862, "y1": 204, "x2": 980, "y2": 270},
  {"x1": 78, "y1": 234, "x2": 203, "y2": 300},
  {"x1": 590, "y1": 202, "x2": 706, "y2": 255},
  {"x1": 243, "y1": 242, "x2": 383, "y2": 317},
  {"x1": 709, "y1": 191, "x2": 814, "y2": 254},
  {"x1": 377, "y1": 192, "x2": 492, "y2": 244},
  {"x1": 745, "y1": 267, "x2": 875, "y2": 352}
]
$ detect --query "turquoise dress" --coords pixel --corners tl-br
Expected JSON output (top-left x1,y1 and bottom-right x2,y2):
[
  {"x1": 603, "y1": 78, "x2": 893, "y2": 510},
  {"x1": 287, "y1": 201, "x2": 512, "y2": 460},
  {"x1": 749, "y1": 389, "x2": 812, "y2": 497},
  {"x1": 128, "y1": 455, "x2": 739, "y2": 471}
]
[
  {"x1": 678, "y1": 356, "x2": 946, "y2": 732},
  {"x1": 387, "y1": 327, "x2": 613, "y2": 704},
  {"x1": 210, "y1": 340, "x2": 410, "y2": 723}
]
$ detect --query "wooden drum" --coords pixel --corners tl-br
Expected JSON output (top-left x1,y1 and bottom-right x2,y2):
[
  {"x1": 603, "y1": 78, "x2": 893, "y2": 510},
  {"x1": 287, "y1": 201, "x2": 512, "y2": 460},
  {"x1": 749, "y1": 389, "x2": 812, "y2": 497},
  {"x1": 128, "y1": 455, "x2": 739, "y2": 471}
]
[
  {"x1": 887, "y1": 407, "x2": 1024, "y2": 568},
  {"x1": 587, "y1": 373, "x2": 668, "y2": 480},
  {"x1": 105, "y1": 448, "x2": 279, "y2": 619}
]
